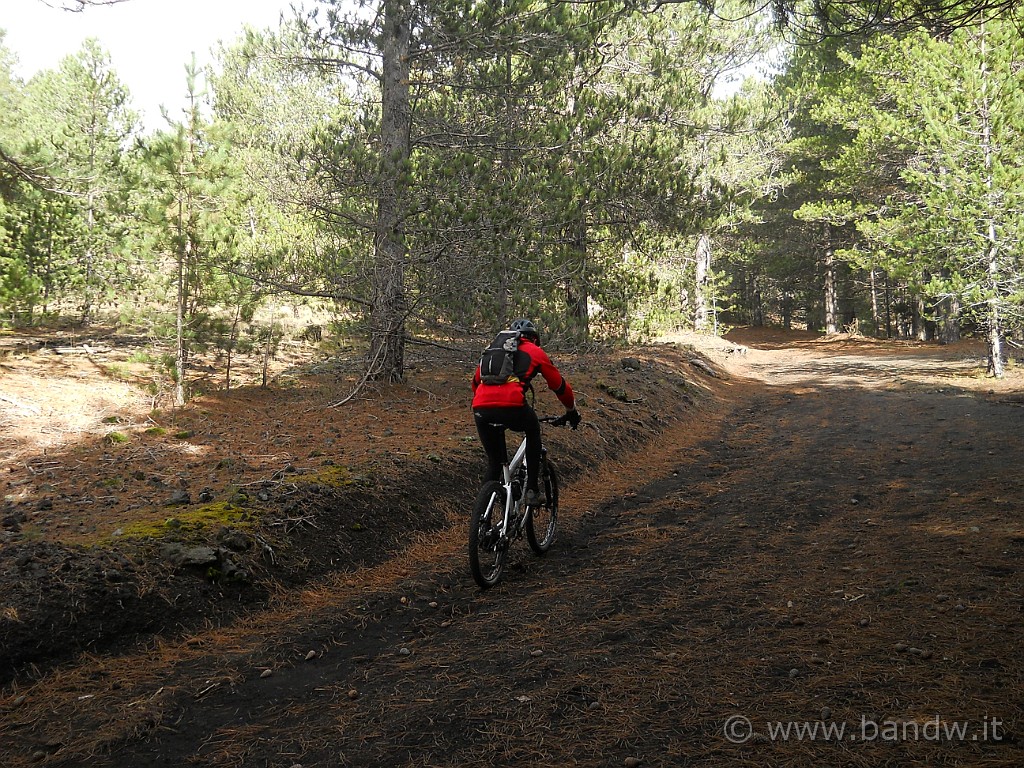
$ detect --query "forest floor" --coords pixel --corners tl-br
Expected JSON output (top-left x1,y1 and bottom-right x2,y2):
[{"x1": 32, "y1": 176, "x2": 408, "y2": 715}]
[{"x1": 2, "y1": 326, "x2": 1024, "y2": 767}]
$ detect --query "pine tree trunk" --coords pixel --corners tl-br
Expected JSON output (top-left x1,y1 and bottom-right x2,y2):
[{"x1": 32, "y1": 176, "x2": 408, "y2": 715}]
[
  {"x1": 823, "y1": 225, "x2": 838, "y2": 334},
  {"x1": 869, "y1": 268, "x2": 880, "y2": 336},
  {"x1": 693, "y1": 233, "x2": 711, "y2": 332},
  {"x1": 912, "y1": 294, "x2": 930, "y2": 341},
  {"x1": 987, "y1": 297, "x2": 1004, "y2": 377},
  {"x1": 81, "y1": 193, "x2": 96, "y2": 326},
  {"x1": 369, "y1": 0, "x2": 412, "y2": 383},
  {"x1": 937, "y1": 289, "x2": 961, "y2": 344},
  {"x1": 565, "y1": 218, "x2": 589, "y2": 342},
  {"x1": 979, "y1": 23, "x2": 1004, "y2": 378},
  {"x1": 884, "y1": 277, "x2": 893, "y2": 338},
  {"x1": 752, "y1": 280, "x2": 764, "y2": 327},
  {"x1": 226, "y1": 304, "x2": 241, "y2": 391},
  {"x1": 43, "y1": 208, "x2": 54, "y2": 314},
  {"x1": 985, "y1": 222, "x2": 1003, "y2": 374},
  {"x1": 174, "y1": 202, "x2": 187, "y2": 408}
]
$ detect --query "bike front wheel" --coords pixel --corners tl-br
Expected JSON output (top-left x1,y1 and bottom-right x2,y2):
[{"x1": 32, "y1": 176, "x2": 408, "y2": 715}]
[
  {"x1": 527, "y1": 459, "x2": 558, "y2": 555},
  {"x1": 469, "y1": 481, "x2": 508, "y2": 588}
]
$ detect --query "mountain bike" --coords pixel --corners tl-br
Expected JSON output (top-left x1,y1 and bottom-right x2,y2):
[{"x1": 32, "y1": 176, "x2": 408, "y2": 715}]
[{"x1": 468, "y1": 415, "x2": 567, "y2": 589}]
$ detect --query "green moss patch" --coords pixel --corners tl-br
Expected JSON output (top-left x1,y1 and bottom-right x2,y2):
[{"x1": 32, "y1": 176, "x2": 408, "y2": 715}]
[
  {"x1": 115, "y1": 502, "x2": 255, "y2": 540},
  {"x1": 289, "y1": 464, "x2": 364, "y2": 489},
  {"x1": 597, "y1": 380, "x2": 632, "y2": 402}
]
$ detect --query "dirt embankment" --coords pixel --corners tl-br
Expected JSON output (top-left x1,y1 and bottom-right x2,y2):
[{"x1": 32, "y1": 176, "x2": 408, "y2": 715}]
[{"x1": 0, "y1": 333, "x2": 725, "y2": 683}]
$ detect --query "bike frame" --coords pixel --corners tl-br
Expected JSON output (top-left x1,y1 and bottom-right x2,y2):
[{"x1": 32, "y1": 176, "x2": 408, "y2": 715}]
[
  {"x1": 482, "y1": 415, "x2": 558, "y2": 544},
  {"x1": 495, "y1": 436, "x2": 528, "y2": 538}
]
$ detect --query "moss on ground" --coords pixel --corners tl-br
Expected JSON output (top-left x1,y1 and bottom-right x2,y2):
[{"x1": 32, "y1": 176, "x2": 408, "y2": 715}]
[
  {"x1": 112, "y1": 501, "x2": 255, "y2": 541},
  {"x1": 288, "y1": 464, "x2": 364, "y2": 488}
]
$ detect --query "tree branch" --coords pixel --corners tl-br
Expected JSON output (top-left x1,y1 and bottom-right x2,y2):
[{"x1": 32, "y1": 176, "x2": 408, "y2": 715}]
[
  {"x1": 41, "y1": 0, "x2": 131, "y2": 10},
  {"x1": 219, "y1": 265, "x2": 374, "y2": 308}
]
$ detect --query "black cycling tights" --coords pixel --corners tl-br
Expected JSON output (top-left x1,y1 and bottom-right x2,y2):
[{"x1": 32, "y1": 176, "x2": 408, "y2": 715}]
[{"x1": 473, "y1": 406, "x2": 542, "y2": 491}]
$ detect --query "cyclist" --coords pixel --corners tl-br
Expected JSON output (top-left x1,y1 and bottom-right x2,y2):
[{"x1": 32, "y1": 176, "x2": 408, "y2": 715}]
[{"x1": 471, "y1": 318, "x2": 581, "y2": 507}]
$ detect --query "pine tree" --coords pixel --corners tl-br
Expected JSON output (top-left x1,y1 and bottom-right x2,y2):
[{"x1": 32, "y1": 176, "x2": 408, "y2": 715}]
[
  {"x1": 22, "y1": 39, "x2": 138, "y2": 323},
  {"x1": 822, "y1": 22, "x2": 1024, "y2": 372},
  {"x1": 139, "y1": 58, "x2": 236, "y2": 404}
]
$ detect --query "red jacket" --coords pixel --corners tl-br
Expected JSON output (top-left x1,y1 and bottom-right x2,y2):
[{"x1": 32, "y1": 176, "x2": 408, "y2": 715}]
[{"x1": 472, "y1": 339, "x2": 575, "y2": 410}]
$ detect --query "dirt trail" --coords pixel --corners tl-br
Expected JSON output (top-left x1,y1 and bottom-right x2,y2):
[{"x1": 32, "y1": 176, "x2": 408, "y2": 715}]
[{"x1": 3, "y1": 333, "x2": 1024, "y2": 767}]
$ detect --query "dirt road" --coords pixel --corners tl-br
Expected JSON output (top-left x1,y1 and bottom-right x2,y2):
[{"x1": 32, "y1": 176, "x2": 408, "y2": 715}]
[{"x1": 3, "y1": 333, "x2": 1023, "y2": 767}]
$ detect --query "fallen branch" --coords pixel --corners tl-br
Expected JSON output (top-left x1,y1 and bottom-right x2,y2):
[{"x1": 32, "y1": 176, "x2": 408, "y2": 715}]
[
  {"x1": 51, "y1": 345, "x2": 113, "y2": 355},
  {"x1": 327, "y1": 343, "x2": 387, "y2": 409},
  {"x1": 689, "y1": 357, "x2": 720, "y2": 378}
]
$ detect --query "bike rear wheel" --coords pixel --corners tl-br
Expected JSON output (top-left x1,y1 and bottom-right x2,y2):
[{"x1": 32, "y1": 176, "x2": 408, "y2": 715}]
[
  {"x1": 527, "y1": 459, "x2": 558, "y2": 555},
  {"x1": 469, "y1": 481, "x2": 508, "y2": 588}
]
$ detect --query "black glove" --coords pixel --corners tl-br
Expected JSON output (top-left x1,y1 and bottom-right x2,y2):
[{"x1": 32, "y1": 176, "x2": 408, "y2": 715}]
[{"x1": 565, "y1": 408, "x2": 582, "y2": 429}]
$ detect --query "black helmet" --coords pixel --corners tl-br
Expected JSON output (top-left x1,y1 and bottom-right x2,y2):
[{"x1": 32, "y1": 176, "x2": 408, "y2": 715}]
[{"x1": 510, "y1": 318, "x2": 540, "y2": 344}]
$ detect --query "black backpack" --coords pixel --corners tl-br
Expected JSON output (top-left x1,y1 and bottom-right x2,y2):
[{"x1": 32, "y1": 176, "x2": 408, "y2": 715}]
[{"x1": 479, "y1": 330, "x2": 531, "y2": 385}]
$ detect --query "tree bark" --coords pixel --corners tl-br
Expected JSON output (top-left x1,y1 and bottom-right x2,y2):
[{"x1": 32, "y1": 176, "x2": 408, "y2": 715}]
[
  {"x1": 979, "y1": 23, "x2": 1004, "y2": 378},
  {"x1": 565, "y1": 217, "x2": 589, "y2": 342},
  {"x1": 174, "y1": 198, "x2": 187, "y2": 408},
  {"x1": 912, "y1": 294, "x2": 931, "y2": 341},
  {"x1": 869, "y1": 268, "x2": 880, "y2": 336},
  {"x1": 693, "y1": 233, "x2": 711, "y2": 332},
  {"x1": 936, "y1": 285, "x2": 961, "y2": 345},
  {"x1": 370, "y1": 0, "x2": 412, "y2": 382},
  {"x1": 751, "y1": 279, "x2": 764, "y2": 327},
  {"x1": 884, "y1": 276, "x2": 893, "y2": 338},
  {"x1": 823, "y1": 224, "x2": 838, "y2": 334}
]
